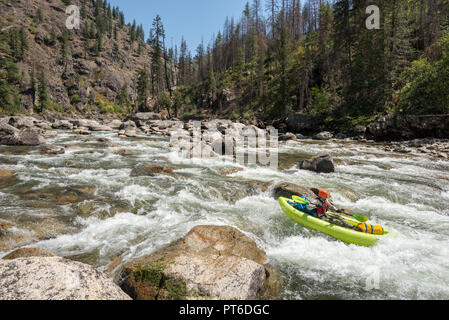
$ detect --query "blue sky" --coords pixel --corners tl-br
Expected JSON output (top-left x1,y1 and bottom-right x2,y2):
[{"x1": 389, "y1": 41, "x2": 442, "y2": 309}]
[{"x1": 108, "y1": 0, "x2": 248, "y2": 53}]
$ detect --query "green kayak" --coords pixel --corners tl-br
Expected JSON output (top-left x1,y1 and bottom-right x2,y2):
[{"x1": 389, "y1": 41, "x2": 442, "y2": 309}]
[{"x1": 279, "y1": 197, "x2": 392, "y2": 247}]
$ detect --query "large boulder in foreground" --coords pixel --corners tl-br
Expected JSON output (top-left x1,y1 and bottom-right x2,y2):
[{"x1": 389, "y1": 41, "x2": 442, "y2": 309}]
[
  {"x1": 1, "y1": 128, "x2": 45, "y2": 146},
  {"x1": 300, "y1": 154, "x2": 335, "y2": 173},
  {"x1": 0, "y1": 257, "x2": 131, "y2": 300},
  {"x1": 118, "y1": 225, "x2": 269, "y2": 300}
]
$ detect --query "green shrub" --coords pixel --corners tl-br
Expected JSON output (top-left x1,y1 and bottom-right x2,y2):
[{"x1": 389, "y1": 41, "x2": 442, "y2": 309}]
[
  {"x1": 310, "y1": 86, "x2": 333, "y2": 120},
  {"x1": 392, "y1": 33, "x2": 449, "y2": 115},
  {"x1": 0, "y1": 79, "x2": 22, "y2": 114},
  {"x1": 230, "y1": 111, "x2": 239, "y2": 120},
  {"x1": 70, "y1": 94, "x2": 81, "y2": 104}
]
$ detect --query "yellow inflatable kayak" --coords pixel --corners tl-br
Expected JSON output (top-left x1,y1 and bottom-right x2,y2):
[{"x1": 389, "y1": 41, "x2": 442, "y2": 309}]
[{"x1": 279, "y1": 197, "x2": 392, "y2": 247}]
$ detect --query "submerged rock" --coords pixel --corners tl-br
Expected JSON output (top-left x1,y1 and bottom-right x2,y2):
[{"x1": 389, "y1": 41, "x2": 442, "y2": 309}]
[
  {"x1": 0, "y1": 220, "x2": 13, "y2": 236},
  {"x1": 0, "y1": 169, "x2": 14, "y2": 178},
  {"x1": 40, "y1": 146, "x2": 65, "y2": 155},
  {"x1": 0, "y1": 169, "x2": 19, "y2": 187},
  {"x1": 118, "y1": 225, "x2": 269, "y2": 300},
  {"x1": 0, "y1": 257, "x2": 131, "y2": 300},
  {"x1": 2, "y1": 248, "x2": 55, "y2": 260},
  {"x1": 130, "y1": 164, "x2": 174, "y2": 177},
  {"x1": 219, "y1": 167, "x2": 245, "y2": 176},
  {"x1": 115, "y1": 149, "x2": 135, "y2": 156}
]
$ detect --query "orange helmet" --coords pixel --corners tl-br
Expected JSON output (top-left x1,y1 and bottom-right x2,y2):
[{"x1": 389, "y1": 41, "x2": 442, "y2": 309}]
[{"x1": 319, "y1": 190, "x2": 330, "y2": 199}]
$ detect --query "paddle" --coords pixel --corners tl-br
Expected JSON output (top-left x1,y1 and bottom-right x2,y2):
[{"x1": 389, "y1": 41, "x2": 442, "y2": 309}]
[
  {"x1": 291, "y1": 195, "x2": 369, "y2": 223},
  {"x1": 336, "y1": 208, "x2": 369, "y2": 223}
]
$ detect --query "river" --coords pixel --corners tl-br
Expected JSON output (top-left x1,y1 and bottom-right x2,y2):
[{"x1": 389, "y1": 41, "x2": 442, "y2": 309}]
[{"x1": 1, "y1": 131, "x2": 449, "y2": 300}]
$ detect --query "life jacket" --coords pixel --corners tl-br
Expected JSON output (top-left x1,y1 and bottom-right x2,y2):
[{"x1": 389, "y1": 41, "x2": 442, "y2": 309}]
[
  {"x1": 290, "y1": 196, "x2": 328, "y2": 218},
  {"x1": 316, "y1": 200, "x2": 329, "y2": 217}
]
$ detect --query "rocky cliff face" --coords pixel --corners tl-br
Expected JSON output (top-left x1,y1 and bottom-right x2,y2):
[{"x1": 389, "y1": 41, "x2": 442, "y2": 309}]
[{"x1": 0, "y1": 0, "x2": 168, "y2": 115}]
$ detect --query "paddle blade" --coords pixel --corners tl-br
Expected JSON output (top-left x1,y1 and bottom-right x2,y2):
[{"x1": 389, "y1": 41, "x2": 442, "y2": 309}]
[{"x1": 353, "y1": 215, "x2": 369, "y2": 223}]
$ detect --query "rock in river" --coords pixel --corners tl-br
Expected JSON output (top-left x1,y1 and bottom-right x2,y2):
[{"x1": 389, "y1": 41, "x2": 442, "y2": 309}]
[
  {"x1": 314, "y1": 131, "x2": 334, "y2": 141},
  {"x1": 1, "y1": 128, "x2": 45, "y2": 146},
  {"x1": 0, "y1": 169, "x2": 14, "y2": 178},
  {"x1": 300, "y1": 154, "x2": 335, "y2": 173},
  {"x1": 272, "y1": 182, "x2": 318, "y2": 200},
  {"x1": 40, "y1": 146, "x2": 65, "y2": 155},
  {"x1": 0, "y1": 257, "x2": 131, "y2": 300},
  {"x1": 118, "y1": 225, "x2": 269, "y2": 300},
  {"x1": 2, "y1": 248, "x2": 55, "y2": 260},
  {"x1": 130, "y1": 164, "x2": 174, "y2": 177},
  {"x1": 0, "y1": 219, "x2": 13, "y2": 236},
  {"x1": 115, "y1": 149, "x2": 135, "y2": 156}
]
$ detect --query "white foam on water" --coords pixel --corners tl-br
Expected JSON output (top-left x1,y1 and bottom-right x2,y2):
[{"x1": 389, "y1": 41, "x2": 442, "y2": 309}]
[
  {"x1": 266, "y1": 228, "x2": 449, "y2": 299},
  {"x1": 3, "y1": 132, "x2": 449, "y2": 299},
  {"x1": 35, "y1": 212, "x2": 158, "y2": 261},
  {"x1": 65, "y1": 168, "x2": 132, "y2": 186},
  {"x1": 115, "y1": 184, "x2": 158, "y2": 207}
]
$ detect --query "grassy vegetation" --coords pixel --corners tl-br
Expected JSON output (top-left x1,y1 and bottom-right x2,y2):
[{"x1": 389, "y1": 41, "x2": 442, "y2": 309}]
[{"x1": 133, "y1": 261, "x2": 189, "y2": 300}]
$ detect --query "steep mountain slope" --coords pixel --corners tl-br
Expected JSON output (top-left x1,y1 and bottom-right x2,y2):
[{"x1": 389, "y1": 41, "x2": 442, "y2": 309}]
[{"x1": 0, "y1": 0, "x2": 165, "y2": 116}]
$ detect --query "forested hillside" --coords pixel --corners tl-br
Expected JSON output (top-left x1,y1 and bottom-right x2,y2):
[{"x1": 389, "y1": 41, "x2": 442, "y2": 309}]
[
  {"x1": 173, "y1": 0, "x2": 449, "y2": 126},
  {"x1": 0, "y1": 0, "x2": 176, "y2": 116},
  {"x1": 1, "y1": 0, "x2": 449, "y2": 129}
]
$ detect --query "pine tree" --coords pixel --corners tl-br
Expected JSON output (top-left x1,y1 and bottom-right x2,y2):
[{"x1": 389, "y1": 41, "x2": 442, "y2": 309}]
[
  {"x1": 118, "y1": 83, "x2": 129, "y2": 109},
  {"x1": 37, "y1": 70, "x2": 51, "y2": 113},
  {"x1": 136, "y1": 69, "x2": 149, "y2": 112},
  {"x1": 81, "y1": 1, "x2": 87, "y2": 19},
  {"x1": 150, "y1": 15, "x2": 165, "y2": 96},
  {"x1": 36, "y1": 8, "x2": 43, "y2": 24},
  {"x1": 30, "y1": 68, "x2": 36, "y2": 107},
  {"x1": 272, "y1": 9, "x2": 292, "y2": 117}
]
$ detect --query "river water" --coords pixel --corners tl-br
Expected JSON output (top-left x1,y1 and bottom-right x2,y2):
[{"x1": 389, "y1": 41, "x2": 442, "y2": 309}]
[{"x1": 1, "y1": 131, "x2": 448, "y2": 300}]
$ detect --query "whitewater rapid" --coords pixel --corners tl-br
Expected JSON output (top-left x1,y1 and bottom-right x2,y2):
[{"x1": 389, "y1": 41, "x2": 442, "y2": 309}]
[{"x1": 1, "y1": 132, "x2": 448, "y2": 299}]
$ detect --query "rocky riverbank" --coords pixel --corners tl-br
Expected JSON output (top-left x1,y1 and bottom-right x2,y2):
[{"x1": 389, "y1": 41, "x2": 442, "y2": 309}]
[
  {"x1": 2, "y1": 113, "x2": 449, "y2": 161},
  {"x1": 380, "y1": 138, "x2": 449, "y2": 160}
]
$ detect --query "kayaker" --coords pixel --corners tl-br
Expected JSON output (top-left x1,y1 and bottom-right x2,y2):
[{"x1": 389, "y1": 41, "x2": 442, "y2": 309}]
[
  {"x1": 292, "y1": 190, "x2": 335, "y2": 219},
  {"x1": 292, "y1": 190, "x2": 356, "y2": 229}
]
